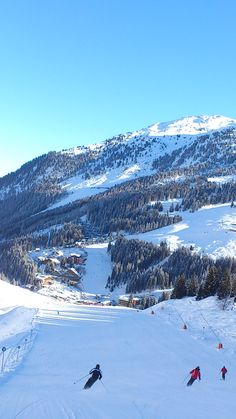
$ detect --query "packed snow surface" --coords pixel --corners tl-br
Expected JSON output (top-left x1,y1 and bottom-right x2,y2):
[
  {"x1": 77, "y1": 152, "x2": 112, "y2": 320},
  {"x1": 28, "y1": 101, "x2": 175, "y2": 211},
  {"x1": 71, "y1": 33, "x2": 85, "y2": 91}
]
[
  {"x1": 82, "y1": 243, "x2": 112, "y2": 294},
  {"x1": 0, "y1": 279, "x2": 236, "y2": 418}
]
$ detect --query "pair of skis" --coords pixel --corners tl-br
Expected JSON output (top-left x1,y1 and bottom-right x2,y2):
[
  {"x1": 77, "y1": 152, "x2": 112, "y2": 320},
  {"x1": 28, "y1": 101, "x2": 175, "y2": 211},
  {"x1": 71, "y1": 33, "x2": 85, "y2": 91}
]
[{"x1": 74, "y1": 375, "x2": 108, "y2": 391}]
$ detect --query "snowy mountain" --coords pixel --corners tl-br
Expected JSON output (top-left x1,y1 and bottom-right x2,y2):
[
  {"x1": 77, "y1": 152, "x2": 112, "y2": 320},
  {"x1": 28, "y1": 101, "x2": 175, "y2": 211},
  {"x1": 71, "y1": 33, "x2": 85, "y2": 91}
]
[
  {"x1": 47, "y1": 115, "x2": 236, "y2": 208},
  {"x1": 0, "y1": 114, "x2": 235, "y2": 293},
  {"x1": 0, "y1": 116, "x2": 236, "y2": 418},
  {"x1": 141, "y1": 114, "x2": 236, "y2": 136},
  {"x1": 0, "y1": 114, "x2": 236, "y2": 210}
]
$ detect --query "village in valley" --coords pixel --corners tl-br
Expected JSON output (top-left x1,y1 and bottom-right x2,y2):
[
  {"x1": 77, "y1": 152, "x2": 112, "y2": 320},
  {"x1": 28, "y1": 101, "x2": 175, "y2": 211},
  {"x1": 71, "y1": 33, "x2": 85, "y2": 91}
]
[
  {"x1": 28, "y1": 244, "x2": 120, "y2": 307},
  {"x1": 28, "y1": 243, "x2": 161, "y2": 309},
  {"x1": 30, "y1": 245, "x2": 87, "y2": 288},
  {"x1": 28, "y1": 244, "x2": 102, "y2": 305}
]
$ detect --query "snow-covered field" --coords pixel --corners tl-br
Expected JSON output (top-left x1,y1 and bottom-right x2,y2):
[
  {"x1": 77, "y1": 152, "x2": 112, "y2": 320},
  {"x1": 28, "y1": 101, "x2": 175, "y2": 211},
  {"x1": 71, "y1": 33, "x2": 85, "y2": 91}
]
[
  {"x1": 130, "y1": 202, "x2": 236, "y2": 258},
  {"x1": 0, "y1": 279, "x2": 236, "y2": 419}
]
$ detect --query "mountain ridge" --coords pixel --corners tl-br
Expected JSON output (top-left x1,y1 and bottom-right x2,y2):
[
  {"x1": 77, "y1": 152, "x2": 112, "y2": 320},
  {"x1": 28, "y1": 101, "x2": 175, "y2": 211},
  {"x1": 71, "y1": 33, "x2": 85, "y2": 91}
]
[
  {"x1": 0, "y1": 113, "x2": 235, "y2": 239},
  {"x1": 0, "y1": 114, "x2": 235, "y2": 293},
  {"x1": 62, "y1": 114, "x2": 236, "y2": 156}
]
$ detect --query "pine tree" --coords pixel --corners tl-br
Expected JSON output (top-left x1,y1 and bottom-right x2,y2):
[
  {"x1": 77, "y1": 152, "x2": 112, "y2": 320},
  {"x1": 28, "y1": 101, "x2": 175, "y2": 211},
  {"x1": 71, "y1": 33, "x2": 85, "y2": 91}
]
[
  {"x1": 217, "y1": 271, "x2": 231, "y2": 299},
  {"x1": 169, "y1": 203, "x2": 175, "y2": 212},
  {"x1": 231, "y1": 275, "x2": 236, "y2": 297},
  {"x1": 186, "y1": 275, "x2": 198, "y2": 297},
  {"x1": 202, "y1": 267, "x2": 220, "y2": 298},
  {"x1": 171, "y1": 274, "x2": 187, "y2": 299},
  {"x1": 196, "y1": 283, "x2": 204, "y2": 300}
]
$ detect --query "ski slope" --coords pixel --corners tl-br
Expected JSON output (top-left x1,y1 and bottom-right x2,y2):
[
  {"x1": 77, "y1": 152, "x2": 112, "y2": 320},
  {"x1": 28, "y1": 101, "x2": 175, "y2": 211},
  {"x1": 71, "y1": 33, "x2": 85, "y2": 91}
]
[{"x1": 0, "y1": 281, "x2": 236, "y2": 419}]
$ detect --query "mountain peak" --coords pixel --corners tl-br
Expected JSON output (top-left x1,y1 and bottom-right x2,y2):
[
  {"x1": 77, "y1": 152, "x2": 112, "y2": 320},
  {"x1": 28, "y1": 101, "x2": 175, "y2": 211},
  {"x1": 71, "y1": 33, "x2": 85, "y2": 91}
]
[{"x1": 144, "y1": 114, "x2": 236, "y2": 137}]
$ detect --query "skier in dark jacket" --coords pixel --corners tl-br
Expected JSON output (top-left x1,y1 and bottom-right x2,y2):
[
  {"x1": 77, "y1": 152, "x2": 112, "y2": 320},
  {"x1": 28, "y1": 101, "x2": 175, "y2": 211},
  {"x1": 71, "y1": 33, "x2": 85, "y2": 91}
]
[
  {"x1": 221, "y1": 366, "x2": 227, "y2": 380},
  {"x1": 84, "y1": 364, "x2": 102, "y2": 389},
  {"x1": 187, "y1": 366, "x2": 201, "y2": 386}
]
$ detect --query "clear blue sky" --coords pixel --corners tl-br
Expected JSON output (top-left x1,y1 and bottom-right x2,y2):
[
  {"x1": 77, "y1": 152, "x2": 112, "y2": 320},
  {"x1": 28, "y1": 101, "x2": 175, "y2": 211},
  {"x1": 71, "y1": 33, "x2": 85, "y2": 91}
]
[{"x1": 1, "y1": 0, "x2": 236, "y2": 176}]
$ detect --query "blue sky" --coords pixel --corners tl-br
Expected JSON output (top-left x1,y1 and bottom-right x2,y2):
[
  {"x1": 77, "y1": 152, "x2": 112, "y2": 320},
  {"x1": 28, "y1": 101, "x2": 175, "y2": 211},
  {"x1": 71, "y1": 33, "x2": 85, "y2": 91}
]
[{"x1": 0, "y1": 0, "x2": 236, "y2": 176}]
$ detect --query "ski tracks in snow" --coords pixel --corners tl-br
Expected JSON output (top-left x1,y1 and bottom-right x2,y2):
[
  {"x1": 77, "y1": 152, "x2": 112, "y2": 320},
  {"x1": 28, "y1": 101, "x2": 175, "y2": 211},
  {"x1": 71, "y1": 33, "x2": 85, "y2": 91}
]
[{"x1": 12, "y1": 398, "x2": 77, "y2": 419}]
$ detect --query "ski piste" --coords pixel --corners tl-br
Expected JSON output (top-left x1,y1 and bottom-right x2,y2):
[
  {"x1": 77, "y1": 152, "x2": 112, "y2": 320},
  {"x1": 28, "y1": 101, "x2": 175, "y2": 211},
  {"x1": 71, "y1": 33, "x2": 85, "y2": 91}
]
[{"x1": 0, "y1": 282, "x2": 235, "y2": 418}]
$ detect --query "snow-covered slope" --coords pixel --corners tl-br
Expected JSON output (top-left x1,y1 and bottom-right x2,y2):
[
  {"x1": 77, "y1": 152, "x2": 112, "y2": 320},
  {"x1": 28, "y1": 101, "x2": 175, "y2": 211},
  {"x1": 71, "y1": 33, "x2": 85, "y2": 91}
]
[
  {"x1": 0, "y1": 279, "x2": 236, "y2": 418},
  {"x1": 142, "y1": 114, "x2": 236, "y2": 136},
  {"x1": 0, "y1": 279, "x2": 57, "y2": 310},
  {"x1": 47, "y1": 114, "x2": 236, "y2": 209},
  {"x1": 1, "y1": 114, "x2": 236, "y2": 211},
  {"x1": 129, "y1": 202, "x2": 236, "y2": 259}
]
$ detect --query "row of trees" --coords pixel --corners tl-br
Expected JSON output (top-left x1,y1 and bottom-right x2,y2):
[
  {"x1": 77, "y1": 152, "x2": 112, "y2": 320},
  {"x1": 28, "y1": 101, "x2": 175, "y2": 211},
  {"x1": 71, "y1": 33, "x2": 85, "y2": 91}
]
[
  {"x1": 107, "y1": 238, "x2": 236, "y2": 301},
  {"x1": 87, "y1": 194, "x2": 182, "y2": 234},
  {"x1": 172, "y1": 267, "x2": 236, "y2": 305},
  {"x1": 106, "y1": 238, "x2": 170, "y2": 292},
  {"x1": 0, "y1": 241, "x2": 37, "y2": 287}
]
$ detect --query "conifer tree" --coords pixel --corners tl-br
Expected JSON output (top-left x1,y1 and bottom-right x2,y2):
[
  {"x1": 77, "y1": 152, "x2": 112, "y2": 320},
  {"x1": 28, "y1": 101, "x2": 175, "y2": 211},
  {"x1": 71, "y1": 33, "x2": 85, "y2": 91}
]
[
  {"x1": 202, "y1": 266, "x2": 220, "y2": 298},
  {"x1": 186, "y1": 275, "x2": 198, "y2": 297},
  {"x1": 171, "y1": 274, "x2": 187, "y2": 299},
  {"x1": 217, "y1": 270, "x2": 231, "y2": 302}
]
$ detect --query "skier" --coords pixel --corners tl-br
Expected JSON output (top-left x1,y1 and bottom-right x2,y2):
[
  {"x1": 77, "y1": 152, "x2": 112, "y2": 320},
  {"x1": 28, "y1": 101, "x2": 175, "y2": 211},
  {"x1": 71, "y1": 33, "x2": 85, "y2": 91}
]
[
  {"x1": 84, "y1": 364, "x2": 102, "y2": 389},
  {"x1": 187, "y1": 366, "x2": 201, "y2": 386},
  {"x1": 221, "y1": 366, "x2": 227, "y2": 380}
]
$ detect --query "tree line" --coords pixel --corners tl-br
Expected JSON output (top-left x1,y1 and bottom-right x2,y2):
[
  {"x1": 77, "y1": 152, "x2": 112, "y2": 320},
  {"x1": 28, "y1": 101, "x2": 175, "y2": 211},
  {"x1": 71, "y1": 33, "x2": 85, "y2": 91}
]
[{"x1": 106, "y1": 237, "x2": 236, "y2": 302}]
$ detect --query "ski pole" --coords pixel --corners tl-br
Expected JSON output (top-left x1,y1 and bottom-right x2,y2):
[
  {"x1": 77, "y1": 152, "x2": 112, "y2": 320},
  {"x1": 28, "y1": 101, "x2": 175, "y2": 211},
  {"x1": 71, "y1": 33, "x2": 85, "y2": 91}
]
[
  {"x1": 181, "y1": 373, "x2": 190, "y2": 384},
  {"x1": 74, "y1": 374, "x2": 89, "y2": 384},
  {"x1": 100, "y1": 379, "x2": 108, "y2": 392}
]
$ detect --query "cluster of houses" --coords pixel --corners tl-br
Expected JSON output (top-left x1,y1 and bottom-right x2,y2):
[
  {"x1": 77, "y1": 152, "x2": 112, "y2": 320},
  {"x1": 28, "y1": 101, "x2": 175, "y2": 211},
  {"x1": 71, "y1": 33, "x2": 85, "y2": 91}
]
[
  {"x1": 30, "y1": 247, "x2": 169, "y2": 310},
  {"x1": 33, "y1": 248, "x2": 87, "y2": 289},
  {"x1": 118, "y1": 295, "x2": 142, "y2": 308}
]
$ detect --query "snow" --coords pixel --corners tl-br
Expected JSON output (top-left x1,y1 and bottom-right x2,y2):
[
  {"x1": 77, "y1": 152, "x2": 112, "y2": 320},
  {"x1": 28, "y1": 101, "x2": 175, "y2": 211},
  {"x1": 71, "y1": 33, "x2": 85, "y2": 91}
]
[
  {"x1": 119, "y1": 164, "x2": 141, "y2": 179},
  {"x1": 0, "y1": 277, "x2": 236, "y2": 418},
  {"x1": 82, "y1": 243, "x2": 127, "y2": 298},
  {"x1": 46, "y1": 114, "x2": 236, "y2": 210},
  {"x1": 0, "y1": 279, "x2": 54, "y2": 310},
  {"x1": 82, "y1": 243, "x2": 111, "y2": 294},
  {"x1": 0, "y1": 307, "x2": 35, "y2": 341},
  {"x1": 129, "y1": 202, "x2": 236, "y2": 258},
  {"x1": 144, "y1": 114, "x2": 236, "y2": 136},
  {"x1": 1, "y1": 113, "x2": 236, "y2": 417},
  {"x1": 208, "y1": 175, "x2": 236, "y2": 184}
]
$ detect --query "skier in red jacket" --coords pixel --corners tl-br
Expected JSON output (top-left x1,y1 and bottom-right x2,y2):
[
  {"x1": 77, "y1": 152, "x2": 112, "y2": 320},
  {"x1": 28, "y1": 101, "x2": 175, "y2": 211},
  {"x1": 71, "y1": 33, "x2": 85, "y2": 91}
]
[
  {"x1": 221, "y1": 366, "x2": 227, "y2": 380},
  {"x1": 187, "y1": 366, "x2": 201, "y2": 386}
]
